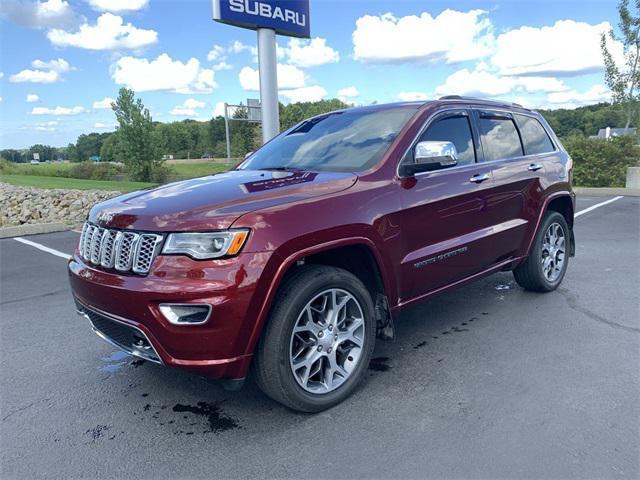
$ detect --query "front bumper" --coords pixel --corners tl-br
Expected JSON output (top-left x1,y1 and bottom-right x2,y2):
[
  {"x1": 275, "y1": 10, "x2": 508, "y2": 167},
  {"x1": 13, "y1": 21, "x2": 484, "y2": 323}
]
[{"x1": 68, "y1": 250, "x2": 276, "y2": 379}]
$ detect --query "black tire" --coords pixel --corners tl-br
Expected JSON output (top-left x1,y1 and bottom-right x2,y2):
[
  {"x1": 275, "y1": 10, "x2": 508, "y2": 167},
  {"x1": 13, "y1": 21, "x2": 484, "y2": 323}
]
[
  {"x1": 514, "y1": 211, "x2": 570, "y2": 292},
  {"x1": 252, "y1": 265, "x2": 376, "y2": 413}
]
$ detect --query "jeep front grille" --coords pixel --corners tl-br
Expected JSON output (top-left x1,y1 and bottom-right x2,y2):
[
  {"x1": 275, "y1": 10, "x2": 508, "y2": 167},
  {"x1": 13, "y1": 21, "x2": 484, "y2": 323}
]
[{"x1": 79, "y1": 222, "x2": 163, "y2": 275}]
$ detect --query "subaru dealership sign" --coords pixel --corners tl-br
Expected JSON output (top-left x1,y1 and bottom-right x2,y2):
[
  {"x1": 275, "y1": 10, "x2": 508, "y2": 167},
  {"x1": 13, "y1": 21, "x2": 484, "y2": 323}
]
[{"x1": 213, "y1": 0, "x2": 310, "y2": 38}]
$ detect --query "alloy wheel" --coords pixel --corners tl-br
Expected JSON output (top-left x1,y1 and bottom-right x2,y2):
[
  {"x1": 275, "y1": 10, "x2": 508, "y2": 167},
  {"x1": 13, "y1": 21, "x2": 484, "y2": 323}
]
[
  {"x1": 541, "y1": 222, "x2": 566, "y2": 282},
  {"x1": 289, "y1": 288, "x2": 365, "y2": 394}
]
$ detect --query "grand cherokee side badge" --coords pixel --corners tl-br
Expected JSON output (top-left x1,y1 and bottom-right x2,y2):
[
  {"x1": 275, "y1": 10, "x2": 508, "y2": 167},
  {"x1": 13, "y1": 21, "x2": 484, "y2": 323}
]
[{"x1": 414, "y1": 246, "x2": 468, "y2": 269}]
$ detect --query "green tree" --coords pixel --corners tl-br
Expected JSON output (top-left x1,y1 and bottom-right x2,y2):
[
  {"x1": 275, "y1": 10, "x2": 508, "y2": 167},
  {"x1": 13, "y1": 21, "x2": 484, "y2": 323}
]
[
  {"x1": 76, "y1": 132, "x2": 110, "y2": 160},
  {"x1": 64, "y1": 143, "x2": 80, "y2": 162},
  {"x1": 112, "y1": 88, "x2": 161, "y2": 181},
  {"x1": 601, "y1": 0, "x2": 640, "y2": 129},
  {"x1": 99, "y1": 134, "x2": 122, "y2": 163}
]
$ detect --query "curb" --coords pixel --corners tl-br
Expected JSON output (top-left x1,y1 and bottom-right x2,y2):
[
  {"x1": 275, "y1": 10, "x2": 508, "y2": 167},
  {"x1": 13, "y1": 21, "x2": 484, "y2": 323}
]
[
  {"x1": 574, "y1": 187, "x2": 640, "y2": 197},
  {"x1": 0, "y1": 222, "x2": 71, "y2": 239}
]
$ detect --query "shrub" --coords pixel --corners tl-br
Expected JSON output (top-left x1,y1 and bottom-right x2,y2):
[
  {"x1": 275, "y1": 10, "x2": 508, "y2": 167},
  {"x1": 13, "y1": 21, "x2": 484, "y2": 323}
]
[
  {"x1": 562, "y1": 135, "x2": 640, "y2": 187},
  {"x1": 68, "y1": 162, "x2": 126, "y2": 180},
  {"x1": 0, "y1": 158, "x2": 17, "y2": 174}
]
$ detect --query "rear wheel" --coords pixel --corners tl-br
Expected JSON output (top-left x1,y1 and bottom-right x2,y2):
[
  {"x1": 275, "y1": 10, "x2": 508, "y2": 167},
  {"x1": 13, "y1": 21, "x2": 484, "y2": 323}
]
[
  {"x1": 514, "y1": 211, "x2": 570, "y2": 292},
  {"x1": 253, "y1": 265, "x2": 376, "y2": 412}
]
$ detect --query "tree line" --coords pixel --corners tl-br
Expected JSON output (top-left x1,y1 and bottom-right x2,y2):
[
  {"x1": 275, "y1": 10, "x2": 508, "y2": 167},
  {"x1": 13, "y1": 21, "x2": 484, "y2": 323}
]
[{"x1": 1, "y1": 94, "x2": 349, "y2": 168}]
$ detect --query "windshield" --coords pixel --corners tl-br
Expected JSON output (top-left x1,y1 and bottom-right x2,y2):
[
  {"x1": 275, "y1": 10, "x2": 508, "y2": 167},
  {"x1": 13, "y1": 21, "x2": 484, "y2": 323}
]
[{"x1": 239, "y1": 107, "x2": 418, "y2": 173}]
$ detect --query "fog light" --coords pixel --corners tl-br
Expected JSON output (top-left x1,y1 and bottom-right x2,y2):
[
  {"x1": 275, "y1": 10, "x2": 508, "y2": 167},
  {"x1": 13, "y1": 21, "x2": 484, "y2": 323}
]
[{"x1": 159, "y1": 304, "x2": 211, "y2": 325}]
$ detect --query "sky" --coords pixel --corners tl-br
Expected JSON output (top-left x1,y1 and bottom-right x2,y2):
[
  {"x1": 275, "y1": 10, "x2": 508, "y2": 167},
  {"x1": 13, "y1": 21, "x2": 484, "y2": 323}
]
[{"x1": 0, "y1": 0, "x2": 622, "y2": 149}]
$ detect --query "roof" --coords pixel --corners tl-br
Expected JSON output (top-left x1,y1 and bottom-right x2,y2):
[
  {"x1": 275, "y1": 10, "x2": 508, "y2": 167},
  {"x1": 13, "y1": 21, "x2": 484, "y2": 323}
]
[
  {"x1": 595, "y1": 127, "x2": 637, "y2": 138},
  {"x1": 343, "y1": 96, "x2": 532, "y2": 115}
]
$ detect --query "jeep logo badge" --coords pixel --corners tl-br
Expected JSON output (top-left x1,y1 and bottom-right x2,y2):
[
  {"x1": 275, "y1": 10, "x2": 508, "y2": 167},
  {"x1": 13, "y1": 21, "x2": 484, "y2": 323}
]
[{"x1": 97, "y1": 212, "x2": 115, "y2": 224}]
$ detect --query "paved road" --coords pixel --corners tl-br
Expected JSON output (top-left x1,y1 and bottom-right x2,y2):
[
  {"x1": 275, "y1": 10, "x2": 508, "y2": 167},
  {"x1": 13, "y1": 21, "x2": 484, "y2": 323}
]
[{"x1": 1, "y1": 196, "x2": 639, "y2": 479}]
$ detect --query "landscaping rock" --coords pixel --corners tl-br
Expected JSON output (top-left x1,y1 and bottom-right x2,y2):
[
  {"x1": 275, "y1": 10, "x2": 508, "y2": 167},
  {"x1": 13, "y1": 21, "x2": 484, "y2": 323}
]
[{"x1": 0, "y1": 183, "x2": 121, "y2": 227}]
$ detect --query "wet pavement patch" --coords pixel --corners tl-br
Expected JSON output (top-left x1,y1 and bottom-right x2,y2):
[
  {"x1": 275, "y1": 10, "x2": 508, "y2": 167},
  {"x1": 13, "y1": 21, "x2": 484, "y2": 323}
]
[
  {"x1": 172, "y1": 402, "x2": 240, "y2": 434},
  {"x1": 99, "y1": 351, "x2": 130, "y2": 374},
  {"x1": 369, "y1": 356, "x2": 391, "y2": 371}
]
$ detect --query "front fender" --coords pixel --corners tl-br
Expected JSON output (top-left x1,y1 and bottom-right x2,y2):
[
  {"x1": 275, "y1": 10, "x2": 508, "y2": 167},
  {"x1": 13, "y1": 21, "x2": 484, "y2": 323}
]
[{"x1": 239, "y1": 230, "x2": 395, "y2": 357}]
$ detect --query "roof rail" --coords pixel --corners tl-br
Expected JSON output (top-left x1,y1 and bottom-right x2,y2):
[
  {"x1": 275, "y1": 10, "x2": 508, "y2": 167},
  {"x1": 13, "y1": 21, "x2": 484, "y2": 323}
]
[{"x1": 438, "y1": 95, "x2": 527, "y2": 109}]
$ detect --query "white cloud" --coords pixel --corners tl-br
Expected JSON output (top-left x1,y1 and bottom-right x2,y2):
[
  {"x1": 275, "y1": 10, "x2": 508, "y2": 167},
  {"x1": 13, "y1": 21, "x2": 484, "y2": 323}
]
[
  {"x1": 492, "y1": 20, "x2": 624, "y2": 77},
  {"x1": 213, "y1": 61, "x2": 233, "y2": 71},
  {"x1": 47, "y1": 13, "x2": 157, "y2": 50},
  {"x1": 26, "y1": 94, "x2": 40, "y2": 103},
  {"x1": 353, "y1": 9, "x2": 493, "y2": 64},
  {"x1": 87, "y1": 0, "x2": 148, "y2": 13},
  {"x1": 213, "y1": 101, "x2": 226, "y2": 117},
  {"x1": 0, "y1": 0, "x2": 77, "y2": 29},
  {"x1": 280, "y1": 86, "x2": 327, "y2": 103},
  {"x1": 32, "y1": 58, "x2": 71, "y2": 72},
  {"x1": 545, "y1": 85, "x2": 611, "y2": 109},
  {"x1": 94, "y1": 122, "x2": 115, "y2": 129},
  {"x1": 0, "y1": 97, "x2": 3, "y2": 103},
  {"x1": 93, "y1": 97, "x2": 115, "y2": 109},
  {"x1": 435, "y1": 65, "x2": 568, "y2": 98},
  {"x1": 31, "y1": 105, "x2": 87, "y2": 115},
  {"x1": 34, "y1": 120, "x2": 58, "y2": 131},
  {"x1": 0, "y1": 72, "x2": 3, "y2": 79},
  {"x1": 11, "y1": 70, "x2": 58, "y2": 83},
  {"x1": 207, "y1": 44, "x2": 225, "y2": 62},
  {"x1": 170, "y1": 98, "x2": 207, "y2": 116},
  {"x1": 397, "y1": 91, "x2": 430, "y2": 101},
  {"x1": 230, "y1": 40, "x2": 257, "y2": 57},
  {"x1": 239, "y1": 63, "x2": 306, "y2": 91},
  {"x1": 10, "y1": 58, "x2": 71, "y2": 83},
  {"x1": 337, "y1": 86, "x2": 359, "y2": 104},
  {"x1": 112, "y1": 54, "x2": 217, "y2": 94},
  {"x1": 281, "y1": 37, "x2": 339, "y2": 67}
]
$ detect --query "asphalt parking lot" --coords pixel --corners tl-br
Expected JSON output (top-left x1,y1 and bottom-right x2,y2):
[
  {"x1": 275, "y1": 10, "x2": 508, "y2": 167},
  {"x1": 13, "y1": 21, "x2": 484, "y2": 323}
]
[{"x1": 1, "y1": 195, "x2": 639, "y2": 479}]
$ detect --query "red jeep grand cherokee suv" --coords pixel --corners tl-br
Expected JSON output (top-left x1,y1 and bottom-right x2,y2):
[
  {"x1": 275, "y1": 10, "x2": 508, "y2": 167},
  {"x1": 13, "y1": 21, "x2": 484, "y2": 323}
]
[{"x1": 69, "y1": 97, "x2": 575, "y2": 412}]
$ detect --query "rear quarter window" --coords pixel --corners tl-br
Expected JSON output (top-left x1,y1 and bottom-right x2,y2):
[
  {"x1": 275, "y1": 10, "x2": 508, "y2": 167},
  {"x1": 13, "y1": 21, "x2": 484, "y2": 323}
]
[
  {"x1": 515, "y1": 114, "x2": 555, "y2": 155},
  {"x1": 478, "y1": 116, "x2": 523, "y2": 161}
]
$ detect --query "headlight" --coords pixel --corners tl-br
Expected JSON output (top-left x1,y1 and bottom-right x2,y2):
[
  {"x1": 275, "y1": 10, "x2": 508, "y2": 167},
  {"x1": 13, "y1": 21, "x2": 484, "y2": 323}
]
[{"x1": 162, "y1": 229, "x2": 249, "y2": 259}]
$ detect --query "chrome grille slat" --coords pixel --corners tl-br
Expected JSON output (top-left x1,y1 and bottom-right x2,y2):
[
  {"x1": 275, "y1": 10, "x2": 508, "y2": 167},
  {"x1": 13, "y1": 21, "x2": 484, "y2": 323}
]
[
  {"x1": 115, "y1": 232, "x2": 139, "y2": 272},
  {"x1": 99, "y1": 230, "x2": 118, "y2": 268},
  {"x1": 133, "y1": 234, "x2": 164, "y2": 274},
  {"x1": 78, "y1": 222, "x2": 162, "y2": 275},
  {"x1": 89, "y1": 227, "x2": 104, "y2": 264}
]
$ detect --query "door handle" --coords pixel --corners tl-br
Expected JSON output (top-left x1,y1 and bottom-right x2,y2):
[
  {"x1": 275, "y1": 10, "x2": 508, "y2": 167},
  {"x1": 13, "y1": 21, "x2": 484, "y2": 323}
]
[
  {"x1": 528, "y1": 163, "x2": 543, "y2": 172},
  {"x1": 469, "y1": 173, "x2": 490, "y2": 183}
]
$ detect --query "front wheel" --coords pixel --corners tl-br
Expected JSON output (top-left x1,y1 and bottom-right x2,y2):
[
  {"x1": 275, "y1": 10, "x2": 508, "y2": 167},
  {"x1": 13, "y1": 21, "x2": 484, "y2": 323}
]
[
  {"x1": 253, "y1": 265, "x2": 376, "y2": 412},
  {"x1": 514, "y1": 211, "x2": 570, "y2": 292}
]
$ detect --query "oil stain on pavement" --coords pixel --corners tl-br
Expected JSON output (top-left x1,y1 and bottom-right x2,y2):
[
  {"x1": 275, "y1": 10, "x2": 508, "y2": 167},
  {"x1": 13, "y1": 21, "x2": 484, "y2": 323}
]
[
  {"x1": 172, "y1": 402, "x2": 240, "y2": 434},
  {"x1": 369, "y1": 356, "x2": 391, "y2": 371}
]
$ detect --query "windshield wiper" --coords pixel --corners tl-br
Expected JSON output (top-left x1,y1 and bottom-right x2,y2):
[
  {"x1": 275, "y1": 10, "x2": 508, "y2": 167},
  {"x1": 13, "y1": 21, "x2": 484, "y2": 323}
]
[{"x1": 258, "y1": 166, "x2": 305, "y2": 172}]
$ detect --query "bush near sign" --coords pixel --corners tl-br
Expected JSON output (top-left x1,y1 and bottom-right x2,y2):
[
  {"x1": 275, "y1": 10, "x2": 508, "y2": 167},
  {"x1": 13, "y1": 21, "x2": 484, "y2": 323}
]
[{"x1": 212, "y1": 0, "x2": 310, "y2": 38}]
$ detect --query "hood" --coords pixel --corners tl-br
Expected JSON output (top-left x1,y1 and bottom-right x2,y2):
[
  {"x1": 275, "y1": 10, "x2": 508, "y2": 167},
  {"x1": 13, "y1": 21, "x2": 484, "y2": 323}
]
[{"x1": 88, "y1": 169, "x2": 357, "y2": 231}]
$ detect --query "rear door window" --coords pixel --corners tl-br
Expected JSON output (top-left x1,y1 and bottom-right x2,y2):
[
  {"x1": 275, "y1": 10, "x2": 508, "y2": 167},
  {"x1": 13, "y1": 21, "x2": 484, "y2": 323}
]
[
  {"x1": 515, "y1": 114, "x2": 555, "y2": 155},
  {"x1": 419, "y1": 114, "x2": 476, "y2": 166},
  {"x1": 477, "y1": 114, "x2": 523, "y2": 162}
]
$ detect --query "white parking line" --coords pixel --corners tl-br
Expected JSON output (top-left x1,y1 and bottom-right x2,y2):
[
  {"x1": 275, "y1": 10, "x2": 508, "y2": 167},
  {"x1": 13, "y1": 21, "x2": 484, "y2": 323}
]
[
  {"x1": 9, "y1": 195, "x2": 625, "y2": 261},
  {"x1": 575, "y1": 196, "x2": 624, "y2": 218},
  {"x1": 13, "y1": 237, "x2": 72, "y2": 260}
]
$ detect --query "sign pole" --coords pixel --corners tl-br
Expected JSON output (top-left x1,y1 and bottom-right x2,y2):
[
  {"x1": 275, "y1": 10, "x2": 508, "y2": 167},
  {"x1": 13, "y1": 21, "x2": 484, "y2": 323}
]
[
  {"x1": 224, "y1": 102, "x2": 231, "y2": 160},
  {"x1": 257, "y1": 28, "x2": 279, "y2": 143}
]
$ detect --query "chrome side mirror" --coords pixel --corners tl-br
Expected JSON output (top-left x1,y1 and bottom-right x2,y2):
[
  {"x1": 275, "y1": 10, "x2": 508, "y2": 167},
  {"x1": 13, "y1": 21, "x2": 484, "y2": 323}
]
[{"x1": 401, "y1": 141, "x2": 458, "y2": 176}]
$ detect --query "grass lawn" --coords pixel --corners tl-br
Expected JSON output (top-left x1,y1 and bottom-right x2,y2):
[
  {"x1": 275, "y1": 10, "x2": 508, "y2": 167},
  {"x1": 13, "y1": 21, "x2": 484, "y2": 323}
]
[
  {"x1": 0, "y1": 174, "x2": 155, "y2": 192},
  {"x1": 170, "y1": 162, "x2": 232, "y2": 178},
  {"x1": 0, "y1": 160, "x2": 232, "y2": 191}
]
